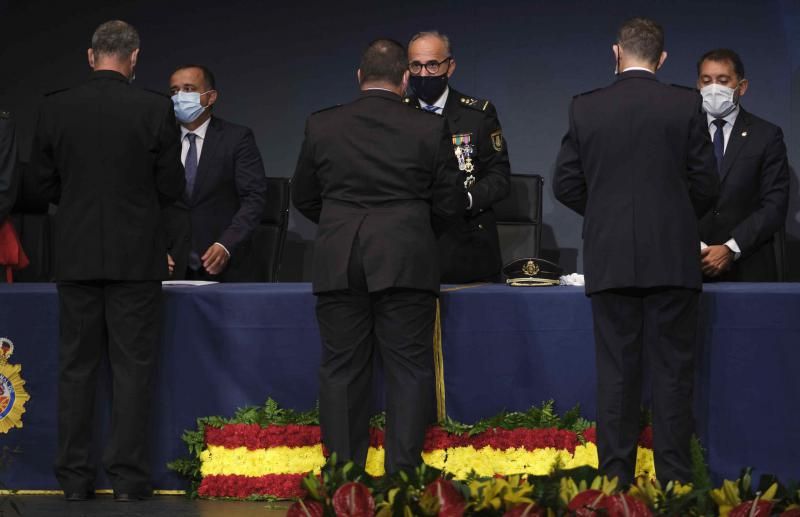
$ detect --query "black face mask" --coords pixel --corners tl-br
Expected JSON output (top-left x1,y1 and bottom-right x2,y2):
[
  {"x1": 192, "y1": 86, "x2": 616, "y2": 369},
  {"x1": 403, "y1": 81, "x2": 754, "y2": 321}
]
[{"x1": 409, "y1": 75, "x2": 449, "y2": 104}]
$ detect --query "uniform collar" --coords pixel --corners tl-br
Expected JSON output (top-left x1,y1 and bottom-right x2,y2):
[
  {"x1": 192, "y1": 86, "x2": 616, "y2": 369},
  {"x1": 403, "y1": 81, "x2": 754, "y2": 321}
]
[
  {"x1": 90, "y1": 69, "x2": 129, "y2": 82},
  {"x1": 180, "y1": 116, "x2": 212, "y2": 140},
  {"x1": 706, "y1": 105, "x2": 739, "y2": 128}
]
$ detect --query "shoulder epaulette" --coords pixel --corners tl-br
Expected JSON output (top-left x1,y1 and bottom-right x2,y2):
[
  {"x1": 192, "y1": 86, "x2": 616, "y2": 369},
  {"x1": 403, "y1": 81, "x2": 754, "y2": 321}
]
[
  {"x1": 402, "y1": 97, "x2": 420, "y2": 109},
  {"x1": 574, "y1": 87, "x2": 602, "y2": 98},
  {"x1": 0, "y1": 111, "x2": 11, "y2": 120},
  {"x1": 311, "y1": 104, "x2": 342, "y2": 115},
  {"x1": 459, "y1": 95, "x2": 490, "y2": 112},
  {"x1": 44, "y1": 87, "x2": 69, "y2": 97},
  {"x1": 670, "y1": 83, "x2": 697, "y2": 92}
]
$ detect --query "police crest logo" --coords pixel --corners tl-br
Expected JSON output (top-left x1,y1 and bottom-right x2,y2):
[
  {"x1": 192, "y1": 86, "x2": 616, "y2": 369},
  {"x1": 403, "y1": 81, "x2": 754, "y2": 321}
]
[
  {"x1": 490, "y1": 129, "x2": 503, "y2": 152},
  {"x1": 0, "y1": 337, "x2": 30, "y2": 434}
]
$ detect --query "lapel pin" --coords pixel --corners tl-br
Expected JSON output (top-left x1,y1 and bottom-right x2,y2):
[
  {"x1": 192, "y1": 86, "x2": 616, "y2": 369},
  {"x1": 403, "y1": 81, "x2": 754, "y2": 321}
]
[{"x1": 741, "y1": 131, "x2": 748, "y2": 137}]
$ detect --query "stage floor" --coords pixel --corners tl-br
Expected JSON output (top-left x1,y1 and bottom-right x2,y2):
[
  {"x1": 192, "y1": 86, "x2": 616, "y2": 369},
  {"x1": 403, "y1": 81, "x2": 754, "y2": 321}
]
[{"x1": 1, "y1": 282, "x2": 798, "y2": 489}]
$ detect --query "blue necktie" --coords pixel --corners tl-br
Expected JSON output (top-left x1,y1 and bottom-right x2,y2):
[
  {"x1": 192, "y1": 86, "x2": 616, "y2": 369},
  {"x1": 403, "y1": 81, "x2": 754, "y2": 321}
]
[
  {"x1": 712, "y1": 119, "x2": 725, "y2": 174},
  {"x1": 184, "y1": 133, "x2": 198, "y2": 199},
  {"x1": 423, "y1": 104, "x2": 442, "y2": 114}
]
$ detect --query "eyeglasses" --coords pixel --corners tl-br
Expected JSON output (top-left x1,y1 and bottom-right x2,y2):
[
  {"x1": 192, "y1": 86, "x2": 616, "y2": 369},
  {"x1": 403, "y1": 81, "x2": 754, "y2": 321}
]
[{"x1": 408, "y1": 57, "x2": 452, "y2": 75}]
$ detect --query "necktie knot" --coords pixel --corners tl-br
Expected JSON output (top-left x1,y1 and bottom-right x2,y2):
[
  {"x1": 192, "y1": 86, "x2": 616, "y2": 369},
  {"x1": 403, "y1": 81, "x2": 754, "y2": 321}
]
[
  {"x1": 422, "y1": 104, "x2": 442, "y2": 113},
  {"x1": 186, "y1": 133, "x2": 197, "y2": 143},
  {"x1": 713, "y1": 119, "x2": 726, "y2": 130}
]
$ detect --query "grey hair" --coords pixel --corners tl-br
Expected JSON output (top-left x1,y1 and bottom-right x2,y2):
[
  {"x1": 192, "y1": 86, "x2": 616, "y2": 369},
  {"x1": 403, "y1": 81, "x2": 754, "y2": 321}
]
[
  {"x1": 91, "y1": 20, "x2": 140, "y2": 58},
  {"x1": 409, "y1": 30, "x2": 452, "y2": 56}
]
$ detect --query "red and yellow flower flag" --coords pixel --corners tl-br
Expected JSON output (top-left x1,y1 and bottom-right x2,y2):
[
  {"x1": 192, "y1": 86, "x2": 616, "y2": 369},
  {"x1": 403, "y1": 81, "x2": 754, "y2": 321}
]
[{"x1": 196, "y1": 423, "x2": 655, "y2": 499}]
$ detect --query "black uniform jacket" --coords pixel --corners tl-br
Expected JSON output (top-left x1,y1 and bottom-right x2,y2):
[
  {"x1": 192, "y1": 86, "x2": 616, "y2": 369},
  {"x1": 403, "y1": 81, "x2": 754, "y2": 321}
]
[
  {"x1": 554, "y1": 70, "x2": 719, "y2": 294},
  {"x1": 405, "y1": 87, "x2": 510, "y2": 282},
  {"x1": 698, "y1": 107, "x2": 790, "y2": 281},
  {"x1": 292, "y1": 89, "x2": 464, "y2": 294},
  {"x1": 31, "y1": 70, "x2": 184, "y2": 281}
]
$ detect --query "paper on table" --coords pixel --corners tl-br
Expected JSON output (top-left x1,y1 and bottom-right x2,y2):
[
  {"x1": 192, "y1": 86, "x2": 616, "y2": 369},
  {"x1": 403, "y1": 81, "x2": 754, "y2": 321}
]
[{"x1": 162, "y1": 280, "x2": 218, "y2": 286}]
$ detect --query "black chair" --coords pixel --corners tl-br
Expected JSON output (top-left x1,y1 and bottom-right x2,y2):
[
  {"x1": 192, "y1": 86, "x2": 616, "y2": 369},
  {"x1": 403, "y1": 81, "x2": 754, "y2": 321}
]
[
  {"x1": 250, "y1": 177, "x2": 290, "y2": 282},
  {"x1": 493, "y1": 173, "x2": 544, "y2": 267}
]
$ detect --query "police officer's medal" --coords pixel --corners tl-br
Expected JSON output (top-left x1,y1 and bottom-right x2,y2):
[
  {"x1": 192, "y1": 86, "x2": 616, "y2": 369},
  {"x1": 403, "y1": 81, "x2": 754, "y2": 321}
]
[
  {"x1": 452, "y1": 133, "x2": 476, "y2": 189},
  {"x1": 0, "y1": 338, "x2": 29, "y2": 434}
]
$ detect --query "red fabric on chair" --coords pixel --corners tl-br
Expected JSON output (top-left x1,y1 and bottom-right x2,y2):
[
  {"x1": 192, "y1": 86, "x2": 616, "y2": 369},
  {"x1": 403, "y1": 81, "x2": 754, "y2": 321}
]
[{"x1": 0, "y1": 217, "x2": 29, "y2": 283}]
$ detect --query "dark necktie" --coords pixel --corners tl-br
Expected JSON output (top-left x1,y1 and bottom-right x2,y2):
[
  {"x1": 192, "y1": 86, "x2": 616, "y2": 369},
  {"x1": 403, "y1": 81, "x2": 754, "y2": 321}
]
[
  {"x1": 423, "y1": 104, "x2": 442, "y2": 114},
  {"x1": 184, "y1": 133, "x2": 198, "y2": 199},
  {"x1": 712, "y1": 119, "x2": 725, "y2": 174}
]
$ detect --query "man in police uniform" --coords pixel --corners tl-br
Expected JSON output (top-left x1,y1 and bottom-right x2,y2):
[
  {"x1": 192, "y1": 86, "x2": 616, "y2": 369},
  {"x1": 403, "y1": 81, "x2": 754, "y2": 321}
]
[
  {"x1": 405, "y1": 31, "x2": 510, "y2": 283},
  {"x1": 292, "y1": 39, "x2": 462, "y2": 474},
  {"x1": 31, "y1": 20, "x2": 184, "y2": 501},
  {"x1": 554, "y1": 18, "x2": 718, "y2": 485}
]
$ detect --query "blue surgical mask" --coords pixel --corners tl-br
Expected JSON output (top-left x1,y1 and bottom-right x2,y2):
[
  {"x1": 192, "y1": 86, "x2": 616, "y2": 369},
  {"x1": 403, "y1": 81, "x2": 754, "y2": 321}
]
[{"x1": 171, "y1": 91, "x2": 212, "y2": 124}]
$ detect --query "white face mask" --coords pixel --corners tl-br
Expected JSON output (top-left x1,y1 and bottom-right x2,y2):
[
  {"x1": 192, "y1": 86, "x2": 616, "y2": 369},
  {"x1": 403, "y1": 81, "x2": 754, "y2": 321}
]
[
  {"x1": 171, "y1": 91, "x2": 212, "y2": 124},
  {"x1": 700, "y1": 84, "x2": 738, "y2": 118}
]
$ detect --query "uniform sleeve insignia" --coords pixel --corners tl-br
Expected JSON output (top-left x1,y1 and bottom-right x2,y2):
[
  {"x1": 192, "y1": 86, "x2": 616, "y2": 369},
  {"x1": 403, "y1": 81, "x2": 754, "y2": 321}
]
[
  {"x1": 0, "y1": 338, "x2": 30, "y2": 434},
  {"x1": 490, "y1": 129, "x2": 503, "y2": 151}
]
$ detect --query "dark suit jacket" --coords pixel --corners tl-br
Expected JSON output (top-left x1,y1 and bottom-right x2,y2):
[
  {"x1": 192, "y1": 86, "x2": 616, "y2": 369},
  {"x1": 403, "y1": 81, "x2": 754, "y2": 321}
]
[
  {"x1": 405, "y1": 88, "x2": 511, "y2": 282},
  {"x1": 698, "y1": 108, "x2": 790, "y2": 281},
  {"x1": 292, "y1": 89, "x2": 463, "y2": 295},
  {"x1": 554, "y1": 70, "x2": 719, "y2": 294},
  {"x1": 30, "y1": 70, "x2": 184, "y2": 281},
  {"x1": 163, "y1": 116, "x2": 268, "y2": 281},
  {"x1": 0, "y1": 111, "x2": 17, "y2": 222}
]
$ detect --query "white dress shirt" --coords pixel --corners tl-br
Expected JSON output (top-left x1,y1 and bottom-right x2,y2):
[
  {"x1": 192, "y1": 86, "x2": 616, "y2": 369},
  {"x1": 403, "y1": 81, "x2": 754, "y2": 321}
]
[{"x1": 180, "y1": 117, "x2": 210, "y2": 165}]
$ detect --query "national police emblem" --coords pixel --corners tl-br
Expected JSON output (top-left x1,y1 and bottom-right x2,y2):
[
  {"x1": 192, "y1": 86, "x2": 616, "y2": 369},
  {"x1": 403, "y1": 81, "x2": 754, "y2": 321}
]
[{"x1": 0, "y1": 337, "x2": 29, "y2": 434}]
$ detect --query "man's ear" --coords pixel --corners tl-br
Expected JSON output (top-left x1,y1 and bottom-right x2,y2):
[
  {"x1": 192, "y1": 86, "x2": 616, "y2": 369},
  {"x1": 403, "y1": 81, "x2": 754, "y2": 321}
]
[
  {"x1": 737, "y1": 78, "x2": 749, "y2": 97},
  {"x1": 356, "y1": 68, "x2": 362, "y2": 85},
  {"x1": 447, "y1": 57, "x2": 456, "y2": 78},
  {"x1": 612, "y1": 44, "x2": 620, "y2": 62},
  {"x1": 401, "y1": 70, "x2": 410, "y2": 92},
  {"x1": 130, "y1": 48, "x2": 140, "y2": 68},
  {"x1": 87, "y1": 48, "x2": 95, "y2": 69},
  {"x1": 656, "y1": 50, "x2": 668, "y2": 70},
  {"x1": 207, "y1": 90, "x2": 219, "y2": 107}
]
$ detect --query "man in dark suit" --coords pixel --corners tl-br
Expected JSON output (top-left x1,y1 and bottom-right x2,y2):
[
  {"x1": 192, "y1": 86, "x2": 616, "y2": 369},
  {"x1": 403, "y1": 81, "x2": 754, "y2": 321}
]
[
  {"x1": 696, "y1": 49, "x2": 790, "y2": 281},
  {"x1": 30, "y1": 21, "x2": 184, "y2": 501},
  {"x1": 292, "y1": 39, "x2": 461, "y2": 474},
  {"x1": 554, "y1": 18, "x2": 718, "y2": 485},
  {"x1": 404, "y1": 31, "x2": 510, "y2": 283},
  {"x1": 165, "y1": 65, "x2": 267, "y2": 281}
]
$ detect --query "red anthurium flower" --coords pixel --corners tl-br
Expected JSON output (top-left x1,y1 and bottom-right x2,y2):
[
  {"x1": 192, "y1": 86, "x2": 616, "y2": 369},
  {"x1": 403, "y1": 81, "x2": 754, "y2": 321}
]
[
  {"x1": 730, "y1": 500, "x2": 774, "y2": 517},
  {"x1": 567, "y1": 489, "x2": 607, "y2": 516},
  {"x1": 597, "y1": 493, "x2": 653, "y2": 516},
  {"x1": 331, "y1": 482, "x2": 375, "y2": 517},
  {"x1": 424, "y1": 478, "x2": 465, "y2": 516},
  {"x1": 286, "y1": 499, "x2": 325, "y2": 517}
]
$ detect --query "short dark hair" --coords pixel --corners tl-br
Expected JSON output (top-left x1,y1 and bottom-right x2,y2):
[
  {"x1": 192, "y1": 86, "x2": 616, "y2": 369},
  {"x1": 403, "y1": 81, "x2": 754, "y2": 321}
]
[
  {"x1": 172, "y1": 64, "x2": 217, "y2": 90},
  {"x1": 359, "y1": 39, "x2": 407, "y2": 85},
  {"x1": 91, "y1": 20, "x2": 140, "y2": 58},
  {"x1": 697, "y1": 48, "x2": 745, "y2": 80},
  {"x1": 617, "y1": 17, "x2": 664, "y2": 66}
]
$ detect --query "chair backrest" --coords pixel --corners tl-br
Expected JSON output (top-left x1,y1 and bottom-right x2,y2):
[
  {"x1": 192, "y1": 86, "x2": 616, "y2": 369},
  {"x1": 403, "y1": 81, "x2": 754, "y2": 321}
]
[
  {"x1": 493, "y1": 173, "x2": 544, "y2": 267},
  {"x1": 773, "y1": 227, "x2": 787, "y2": 282},
  {"x1": 251, "y1": 177, "x2": 290, "y2": 282}
]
